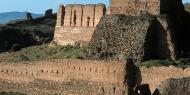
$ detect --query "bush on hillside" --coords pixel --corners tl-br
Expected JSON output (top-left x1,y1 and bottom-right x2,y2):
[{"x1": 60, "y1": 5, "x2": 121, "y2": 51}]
[{"x1": 10, "y1": 44, "x2": 21, "y2": 52}]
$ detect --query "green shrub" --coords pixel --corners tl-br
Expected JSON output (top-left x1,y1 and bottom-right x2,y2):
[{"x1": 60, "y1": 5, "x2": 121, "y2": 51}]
[
  {"x1": 137, "y1": 60, "x2": 175, "y2": 67},
  {"x1": 175, "y1": 58, "x2": 190, "y2": 68},
  {"x1": 16, "y1": 54, "x2": 29, "y2": 61}
]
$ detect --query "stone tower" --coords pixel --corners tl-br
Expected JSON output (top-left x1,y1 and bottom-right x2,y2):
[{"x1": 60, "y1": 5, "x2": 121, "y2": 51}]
[{"x1": 54, "y1": 4, "x2": 106, "y2": 46}]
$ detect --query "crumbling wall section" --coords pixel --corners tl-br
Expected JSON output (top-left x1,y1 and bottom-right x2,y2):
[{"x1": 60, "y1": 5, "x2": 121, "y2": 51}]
[
  {"x1": 54, "y1": 4, "x2": 106, "y2": 46},
  {"x1": 71, "y1": 4, "x2": 83, "y2": 27},
  {"x1": 56, "y1": 5, "x2": 64, "y2": 27},
  {"x1": 95, "y1": 4, "x2": 106, "y2": 26},
  {"x1": 82, "y1": 4, "x2": 95, "y2": 27},
  {"x1": 109, "y1": 0, "x2": 160, "y2": 16},
  {"x1": 64, "y1": 5, "x2": 73, "y2": 27},
  {"x1": 87, "y1": 14, "x2": 176, "y2": 61}
]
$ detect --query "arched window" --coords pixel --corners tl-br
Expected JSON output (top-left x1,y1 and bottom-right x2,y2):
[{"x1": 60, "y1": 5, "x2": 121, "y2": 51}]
[{"x1": 87, "y1": 17, "x2": 90, "y2": 27}]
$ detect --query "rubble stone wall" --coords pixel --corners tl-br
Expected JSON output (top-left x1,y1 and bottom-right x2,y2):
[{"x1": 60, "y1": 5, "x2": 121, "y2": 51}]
[
  {"x1": 109, "y1": 0, "x2": 160, "y2": 16},
  {"x1": 87, "y1": 14, "x2": 176, "y2": 62}
]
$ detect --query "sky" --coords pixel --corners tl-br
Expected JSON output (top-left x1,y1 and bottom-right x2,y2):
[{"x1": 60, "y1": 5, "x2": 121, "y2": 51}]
[{"x1": 0, "y1": 0, "x2": 189, "y2": 14}]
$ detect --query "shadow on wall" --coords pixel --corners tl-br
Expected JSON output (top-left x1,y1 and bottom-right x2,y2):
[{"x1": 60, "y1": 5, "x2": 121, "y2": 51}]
[
  {"x1": 143, "y1": 17, "x2": 171, "y2": 60},
  {"x1": 161, "y1": 0, "x2": 190, "y2": 58},
  {"x1": 124, "y1": 58, "x2": 154, "y2": 95},
  {"x1": 152, "y1": 89, "x2": 161, "y2": 95}
]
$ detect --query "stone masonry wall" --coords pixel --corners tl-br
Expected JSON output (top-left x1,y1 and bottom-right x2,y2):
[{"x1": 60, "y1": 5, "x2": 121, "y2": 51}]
[
  {"x1": 56, "y1": 5, "x2": 64, "y2": 26},
  {"x1": 0, "y1": 59, "x2": 190, "y2": 93},
  {"x1": 54, "y1": 27, "x2": 96, "y2": 46},
  {"x1": 71, "y1": 5, "x2": 83, "y2": 27},
  {"x1": 82, "y1": 4, "x2": 95, "y2": 27},
  {"x1": 0, "y1": 59, "x2": 125, "y2": 85},
  {"x1": 0, "y1": 59, "x2": 126, "y2": 95},
  {"x1": 109, "y1": 0, "x2": 160, "y2": 16},
  {"x1": 54, "y1": 4, "x2": 106, "y2": 46},
  {"x1": 87, "y1": 14, "x2": 176, "y2": 62},
  {"x1": 64, "y1": 5, "x2": 72, "y2": 27},
  {"x1": 95, "y1": 4, "x2": 106, "y2": 26}
]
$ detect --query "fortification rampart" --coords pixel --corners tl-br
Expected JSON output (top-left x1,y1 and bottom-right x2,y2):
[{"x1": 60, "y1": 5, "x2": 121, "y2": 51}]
[
  {"x1": 0, "y1": 59, "x2": 190, "y2": 93},
  {"x1": 0, "y1": 59, "x2": 125, "y2": 86}
]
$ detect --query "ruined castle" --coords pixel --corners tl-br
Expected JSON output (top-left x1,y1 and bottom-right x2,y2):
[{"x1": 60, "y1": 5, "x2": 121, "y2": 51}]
[
  {"x1": 54, "y1": 4, "x2": 106, "y2": 45},
  {"x1": 54, "y1": 0, "x2": 186, "y2": 47},
  {"x1": 1, "y1": 0, "x2": 190, "y2": 95}
]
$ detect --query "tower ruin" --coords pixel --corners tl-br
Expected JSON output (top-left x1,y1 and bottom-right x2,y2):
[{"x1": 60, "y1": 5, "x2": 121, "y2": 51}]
[{"x1": 54, "y1": 4, "x2": 106, "y2": 46}]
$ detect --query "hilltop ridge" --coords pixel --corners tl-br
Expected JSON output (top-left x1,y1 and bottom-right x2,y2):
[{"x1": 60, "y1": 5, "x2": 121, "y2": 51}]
[{"x1": 0, "y1": 12, "x2": 56, "y2": 53}]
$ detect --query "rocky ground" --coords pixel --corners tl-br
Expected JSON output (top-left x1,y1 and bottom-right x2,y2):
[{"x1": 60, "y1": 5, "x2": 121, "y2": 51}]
[{"x1": 0, "y1": 79, "x2": 101, "y2": 95}]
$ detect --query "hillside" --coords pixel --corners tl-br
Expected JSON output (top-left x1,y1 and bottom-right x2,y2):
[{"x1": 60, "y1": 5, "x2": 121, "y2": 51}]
[
  {"x1": 184, "y1": 3, "x2": 190, "y2": 12},
  {"x1": 0, "y1": 12, "x2": 43, "y2": 24},
  {"x1": 0, "y1": 44, "x2": 85, "y2": 62},
  {"x1": 0, "y1": 14, "x2": 56, "y2": 53}
]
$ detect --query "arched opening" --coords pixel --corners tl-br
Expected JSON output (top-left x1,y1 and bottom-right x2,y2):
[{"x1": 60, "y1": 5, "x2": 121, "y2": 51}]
[
  {"x1": 87, "y1": 17, "x2": 90, "y2": 27},
  {"x1": 73, "y1": 10, "x2": 77, "y2": 26}
]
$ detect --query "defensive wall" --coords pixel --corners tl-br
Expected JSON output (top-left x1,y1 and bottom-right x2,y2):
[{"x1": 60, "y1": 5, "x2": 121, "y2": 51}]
[
  {"x1": 54, "y1": 4, "x2": 106, "y2": 46},
  {"x1": 109, "y1": 0, "x2": 185, "y2": 16},
  {"x1": 0, "y1": 59, "x2": 190, "y2": 93}
]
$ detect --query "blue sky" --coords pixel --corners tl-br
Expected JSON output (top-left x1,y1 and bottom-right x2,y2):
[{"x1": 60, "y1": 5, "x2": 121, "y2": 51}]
[{"x1": 0, "y1": 0, "x2": 189, "y2": 14}]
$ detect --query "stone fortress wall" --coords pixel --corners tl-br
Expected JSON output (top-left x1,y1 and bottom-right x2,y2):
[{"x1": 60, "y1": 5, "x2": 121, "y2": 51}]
[
  {"x1": 109, "y1": 0, "x2": 160, "y2": 16},
  {"x1": 0, "y1": 59, "x2": 190, "y2": 93},
  {"x1": 0, "y1": 59, "x2": 125, "y2": 85},
  {"x1": 54, "y1": 4, "x2": 106, "y2": 46},
  {"x1": 54, "y1": 0, "x2": 183, "y2": 46},
  {"x1": 109, "y1": 0, "x2": 185, "y2": 16}
]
